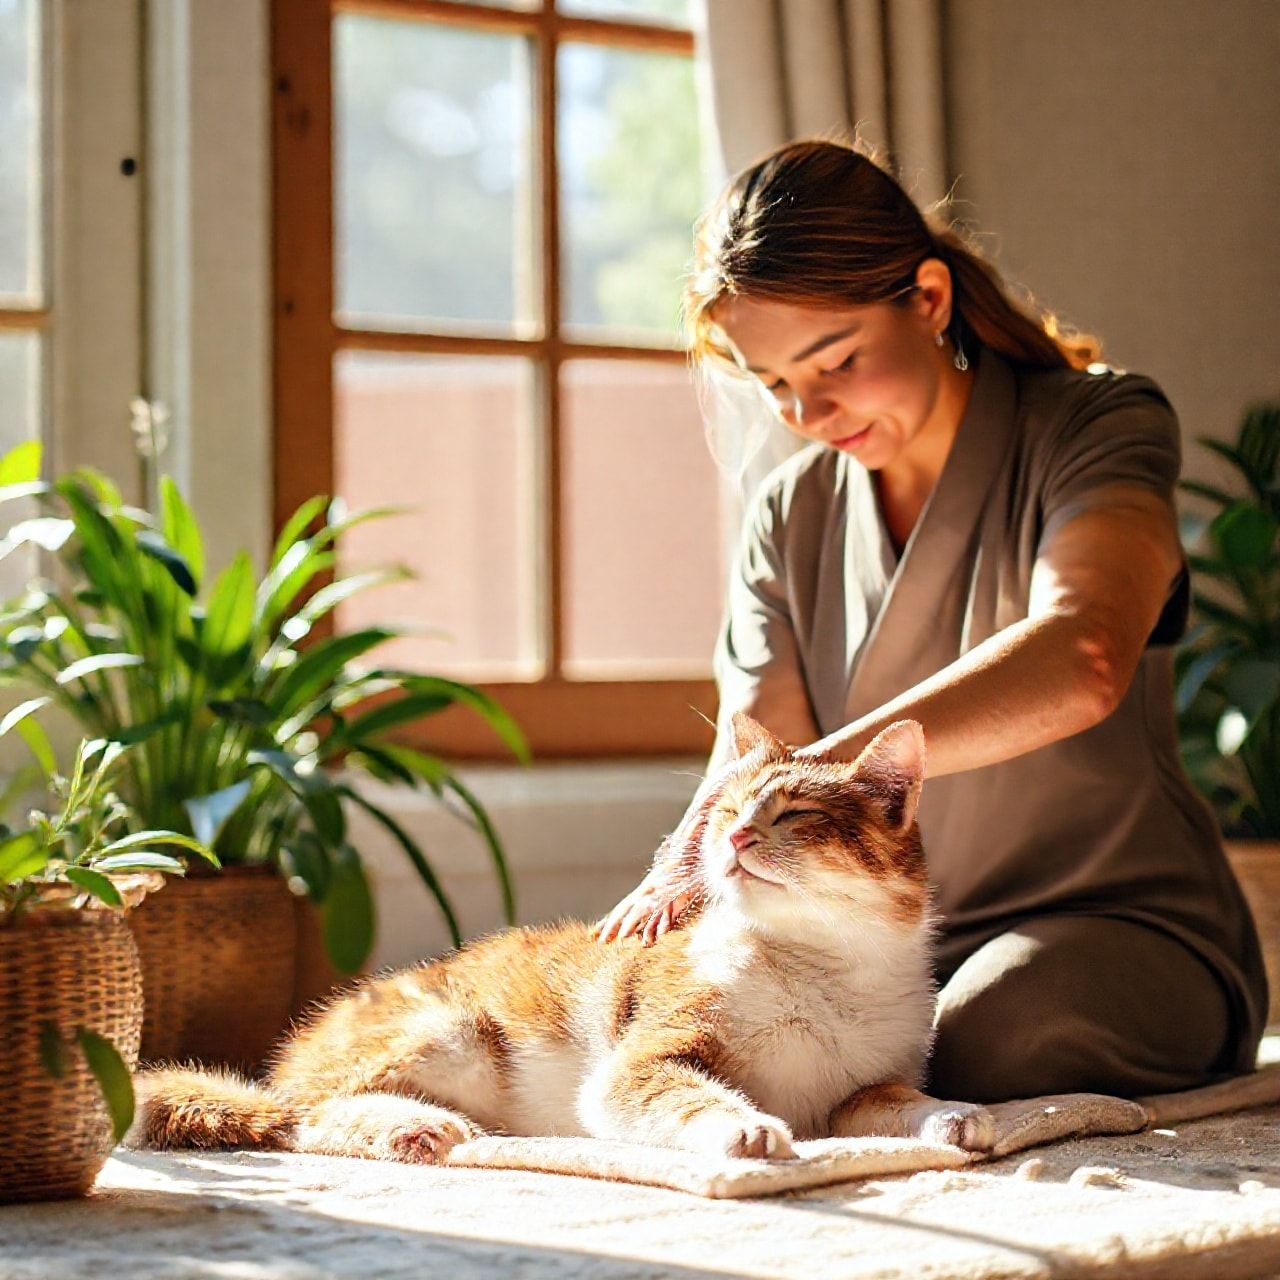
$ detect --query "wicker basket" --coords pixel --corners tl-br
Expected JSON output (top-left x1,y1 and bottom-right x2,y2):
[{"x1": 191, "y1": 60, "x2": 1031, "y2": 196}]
[
  {"x1": 129, "y1": 865, "x2": 300, "y2": 1072},
  {"x1": 1225, "y1": 839, "x2": 1280, "y2": 1029},
  {"x1": 0, "y1": 910, "x2": 144, "y2": 1203}
]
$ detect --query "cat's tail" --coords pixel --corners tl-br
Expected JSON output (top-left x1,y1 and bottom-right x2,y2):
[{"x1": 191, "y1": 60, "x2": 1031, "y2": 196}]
[{"x1": 124, "y1": 1067, "x2": 299, "y2": 1152}]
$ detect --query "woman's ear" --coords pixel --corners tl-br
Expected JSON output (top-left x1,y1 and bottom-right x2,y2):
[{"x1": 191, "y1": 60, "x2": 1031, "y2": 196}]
[
  {"x1": 849, "y1": 720, "x2": 926, "y2": 833},
  {"x1": 729, "y1": 711, "x2": 788, "y2": 760}
]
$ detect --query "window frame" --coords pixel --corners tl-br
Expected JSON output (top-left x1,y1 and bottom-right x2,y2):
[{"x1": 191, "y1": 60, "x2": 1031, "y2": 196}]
[{"x1": 271, "y1": 0, "x2": 718, "y2": 760}]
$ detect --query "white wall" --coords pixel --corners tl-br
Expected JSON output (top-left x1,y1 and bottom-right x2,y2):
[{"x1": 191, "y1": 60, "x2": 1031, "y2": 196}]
[{"x1": 944, "y1": 0, "x2": 1280, "y2": 481}]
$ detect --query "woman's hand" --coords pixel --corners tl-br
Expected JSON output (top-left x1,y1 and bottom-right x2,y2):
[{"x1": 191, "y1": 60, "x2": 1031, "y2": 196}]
[
  {"x1": 593, "y1": 761, "x2": 734, "y2": 946},
  {"x1": 592, "y1": 842, "x2": 700, "y2": 946}
]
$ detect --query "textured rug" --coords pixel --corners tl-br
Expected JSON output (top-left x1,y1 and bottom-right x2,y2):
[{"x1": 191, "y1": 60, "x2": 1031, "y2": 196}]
[{"x1": 4, "y1": 1048, "x2": 1280, "y2": 1279}]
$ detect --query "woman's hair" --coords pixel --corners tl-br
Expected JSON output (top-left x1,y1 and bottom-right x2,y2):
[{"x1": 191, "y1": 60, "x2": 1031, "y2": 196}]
[{"x1": 683, "y1": 137, "x2": 1102, "y2": 373}]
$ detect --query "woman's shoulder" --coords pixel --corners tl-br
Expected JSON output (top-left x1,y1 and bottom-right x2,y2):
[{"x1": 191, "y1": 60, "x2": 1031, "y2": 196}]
[{"x1": 1013, "y1": 357, "x2": 1177, "y2": 439}]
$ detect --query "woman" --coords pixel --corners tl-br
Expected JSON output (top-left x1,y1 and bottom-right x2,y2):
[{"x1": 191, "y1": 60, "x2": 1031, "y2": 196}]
[{"x1": 595, "y1": 138, "x2": 1267, "y2": 1104}]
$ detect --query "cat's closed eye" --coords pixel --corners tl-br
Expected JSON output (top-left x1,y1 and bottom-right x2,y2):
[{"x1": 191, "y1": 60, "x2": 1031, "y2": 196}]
[{"x1": 773, "y1": 808, "x2": 814, "y2": 825}]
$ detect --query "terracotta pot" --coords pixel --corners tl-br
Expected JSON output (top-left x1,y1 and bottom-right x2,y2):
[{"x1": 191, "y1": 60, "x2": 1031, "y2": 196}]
[
  {"x1": 0, "y1": 910, "x2": 143, "y2": 1202},
  {"x1": 128, "y1": 866, "x2": 355, "y2": 1074},
  {"x1": 1224, "y1": 839, "x2": 1280, "y2": 1028}
]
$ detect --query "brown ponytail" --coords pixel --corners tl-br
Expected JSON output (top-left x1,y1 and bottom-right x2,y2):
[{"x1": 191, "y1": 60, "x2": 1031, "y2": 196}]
[{"x1": 684, "y1": 137, "x2": 1101, "y2": 373}]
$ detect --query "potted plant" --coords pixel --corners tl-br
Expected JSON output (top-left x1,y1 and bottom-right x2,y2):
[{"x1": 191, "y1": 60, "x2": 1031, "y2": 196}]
[
  {"x1": 1174, "y1": 401, "x2": 1279, "y2": 1022},
  {"x1": 0, "y1": 444, "x2": 528, "y2": 1069},
  {"x1": 0, "y1": 723, "x2": 212, "y2": 1202}
]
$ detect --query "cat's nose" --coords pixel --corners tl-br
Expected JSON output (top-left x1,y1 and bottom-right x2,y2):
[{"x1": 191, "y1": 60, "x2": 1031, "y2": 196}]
[{"x1": 729, "y1": 826, "x2": 758, "y2": 852}]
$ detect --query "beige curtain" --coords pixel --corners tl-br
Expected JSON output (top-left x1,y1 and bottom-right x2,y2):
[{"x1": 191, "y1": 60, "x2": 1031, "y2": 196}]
[{"x1": 696, "y1": 0, "x2": 953, "y2": 504}]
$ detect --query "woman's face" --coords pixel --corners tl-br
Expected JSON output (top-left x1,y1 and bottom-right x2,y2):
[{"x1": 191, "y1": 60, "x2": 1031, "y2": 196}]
[{"x1": 711, "y1": 259, "x2": 959, "y2": 473}]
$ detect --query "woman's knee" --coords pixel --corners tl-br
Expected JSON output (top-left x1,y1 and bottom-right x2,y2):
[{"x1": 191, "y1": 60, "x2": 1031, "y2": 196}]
[{"x1": 923, "y1": 916, "x2": 1233, "y2": 1103}]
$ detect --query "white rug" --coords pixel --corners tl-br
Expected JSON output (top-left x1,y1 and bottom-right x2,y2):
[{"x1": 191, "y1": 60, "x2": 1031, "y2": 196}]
[{"x1": 4, "y1": 1044, "x2": 1280, "y2": 1279}]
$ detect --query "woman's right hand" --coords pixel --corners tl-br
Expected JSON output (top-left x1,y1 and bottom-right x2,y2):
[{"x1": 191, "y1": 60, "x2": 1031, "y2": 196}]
[
  {"x1": 593, "y1": 759, "x2": 735, "y2": 946},
  {"x1": 592, "y1": 847, "x2": 699, "y2": 946}
]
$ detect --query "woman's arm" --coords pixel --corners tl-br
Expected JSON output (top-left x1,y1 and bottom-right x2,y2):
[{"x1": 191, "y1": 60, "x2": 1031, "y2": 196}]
[{"x1": 798, "y1": 485, "x2": 1184, "y2": 776}]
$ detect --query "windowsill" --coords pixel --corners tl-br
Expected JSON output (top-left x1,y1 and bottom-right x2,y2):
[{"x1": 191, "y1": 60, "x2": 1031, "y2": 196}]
[{"x1": 344, "y1": 756, "x2": 704, "y2": 969}]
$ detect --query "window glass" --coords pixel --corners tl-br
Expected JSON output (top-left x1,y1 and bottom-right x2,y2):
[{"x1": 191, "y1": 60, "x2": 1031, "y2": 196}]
[
  {"x1": 557, "y1": 0, "x2": 691, "y2": 26},
  {"x1": 334, "y1": 351, "x2": 542, "y2": 681},
  {"x1": 0, "y1": 0, "x2": 41, "y2": 304},
  {"x1": 561, "y1": 359, "x2": 726, "y2": 677},
  {"x1": 335, "y1": 15, "x2": 536, "y2": 333},
  {"x1": 558, "y1": 42, "x2": 703, "y2": 341}
]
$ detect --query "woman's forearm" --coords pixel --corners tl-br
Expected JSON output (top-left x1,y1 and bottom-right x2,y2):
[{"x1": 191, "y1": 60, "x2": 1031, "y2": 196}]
[{"x1": 797, "y1": 613, "x2": 1117, "y2": 779}]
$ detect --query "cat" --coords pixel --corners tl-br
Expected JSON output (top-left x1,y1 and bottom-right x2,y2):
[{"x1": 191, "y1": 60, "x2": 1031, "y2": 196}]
[{"x1": 127, "y1": 714, "x2": 995, "y2": 1164}]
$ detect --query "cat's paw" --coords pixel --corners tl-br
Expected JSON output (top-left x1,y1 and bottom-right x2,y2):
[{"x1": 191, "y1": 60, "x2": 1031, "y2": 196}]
[
  {"x1": 387, "y1": 1112, "x2": 473, "y2": 1164},
  {"x1": 919, "y1": 1102, "x2": 995, "y2": 1153},
  {"x1": 683, "y1": 1110, "x2": 796, "y2": 1161}
]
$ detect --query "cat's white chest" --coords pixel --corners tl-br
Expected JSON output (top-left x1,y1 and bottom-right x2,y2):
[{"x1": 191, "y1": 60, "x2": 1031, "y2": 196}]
[{"x1": 689, "y1": 913, "x2": 934, "y2": 1138}]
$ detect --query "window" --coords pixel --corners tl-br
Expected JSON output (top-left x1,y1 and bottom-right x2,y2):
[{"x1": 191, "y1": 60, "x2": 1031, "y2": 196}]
[
  {"x1": 272, "y1": 0, "x2": 726, "y2": 758},
  {"x1": 0, "y1": 0, "x2": 48, "y2": 598}
]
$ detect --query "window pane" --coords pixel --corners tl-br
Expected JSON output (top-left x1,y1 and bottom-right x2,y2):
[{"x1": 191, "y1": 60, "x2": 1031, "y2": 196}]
[
  {"x1": 335, "y1": 16, "x2": 535, "y2": 332},
  {"x1": 0, "y1": 0, "x2": 40, "y2": 304},
  {"x1": 558, "y1": 43, "x2": 703, "y2": 341},
  {"x1": 561, "y1": 361, "x2": 726, "y2": 678},
  {"x1": 334, "y1": 352, "x2": 541, "y2": 681},
  {"x1": 0, "y1": 331, "x2": 42, "y2": 598},
  {"x1": 557, "y1": 0, "x2": 692, "y2": 26}
]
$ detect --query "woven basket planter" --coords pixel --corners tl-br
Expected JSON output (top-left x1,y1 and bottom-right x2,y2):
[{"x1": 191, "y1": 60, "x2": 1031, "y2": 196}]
[
  {"x1": 0, "y1": 910, "x2": 143, "y2": 1203},
  {"x1": 130, "y1": 865, "x2": 299, "y2": 1072},
  {"x1": 1225, "y1": 839, "x2": 1280, "y2": 1029},
  {"x1": 129, "y1": 865, "x2": 350, "y2": 1073}
]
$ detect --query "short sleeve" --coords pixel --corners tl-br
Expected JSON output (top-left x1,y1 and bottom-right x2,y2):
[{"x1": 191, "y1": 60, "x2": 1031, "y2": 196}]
[
  {"x1": 1036, "y1": 373, "x2": 1189, "y2": 647},
  {"x1": 712, "y1": 482, "x2": 819, "y2": 748}
]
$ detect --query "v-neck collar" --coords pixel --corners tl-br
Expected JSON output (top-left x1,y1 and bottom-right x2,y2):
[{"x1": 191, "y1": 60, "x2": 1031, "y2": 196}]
[{"x1": 842, "y1": 345, "x2": 1019, "y2": 722}]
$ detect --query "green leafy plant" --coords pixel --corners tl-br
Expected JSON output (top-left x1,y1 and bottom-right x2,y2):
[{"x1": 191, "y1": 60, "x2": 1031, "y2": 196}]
[
  {"x1": 0, "y1": 445, "x2": 528, "y2": 972},
  {"x1": 0, "y1": 726, "x2": 215, "y2": 1141},
  {"x1": 1174, "y1": 402, "x2": 1280, "y2": 838}
]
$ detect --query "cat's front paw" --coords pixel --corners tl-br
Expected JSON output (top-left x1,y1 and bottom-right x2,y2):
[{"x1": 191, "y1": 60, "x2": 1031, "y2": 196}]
[
  {"x1": 387, "y1": 1112, "x2": 473, "y2": 1164},
  {"x1": 919, "y1": 1102, "x2": 995, "y2": 1153},
  {"x1": 682, "y1": 1110, "x2": 796, "y2": 1161}
]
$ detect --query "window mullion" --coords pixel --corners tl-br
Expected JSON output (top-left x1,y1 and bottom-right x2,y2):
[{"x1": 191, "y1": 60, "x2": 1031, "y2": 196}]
[{"x1": 538, "y1": 13, "x2": 563, "y2": 680}]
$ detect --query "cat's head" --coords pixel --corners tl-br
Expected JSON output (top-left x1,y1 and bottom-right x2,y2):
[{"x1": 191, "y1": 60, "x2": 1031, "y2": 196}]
[{"x1": 699, "y1": 714, "x2": 929, "y2": 932}]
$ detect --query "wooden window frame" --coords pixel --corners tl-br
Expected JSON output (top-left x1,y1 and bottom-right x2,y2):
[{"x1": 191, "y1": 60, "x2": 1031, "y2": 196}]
[{"x1": 271, "y1": 0, "x2": 718, "y2": 761}]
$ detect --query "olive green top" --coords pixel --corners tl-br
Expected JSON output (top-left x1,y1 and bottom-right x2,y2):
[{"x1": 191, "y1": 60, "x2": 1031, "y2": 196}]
[{"x1": 714, "y1": 344, "x2": 1268, "y2": 1068}]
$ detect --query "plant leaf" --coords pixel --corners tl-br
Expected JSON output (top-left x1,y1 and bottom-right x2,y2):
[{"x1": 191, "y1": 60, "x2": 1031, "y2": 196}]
[
  {"x1": 341, "y1": 691, "x2": 457, "y2": 743},
  {"x1": 282, "y1": 829, "x2": 332, "y2": 902},
  {"x1": 247, "y1": 749, "x2": 345, "y2": 845},
  {"x1": 75, "y1": 1028, "x2": 135, "y2": 1143},
  {"x1": 337, "y1": 784, "x2": 461, "y2": 947},
  {"x1": 55, "y1": 653, "x2": 144, "y2": 685},
  {"x1": 0, "y1": 440, "x2": 41, "y2": 486},
  {"x1": 98, "y1": 829, "x2": 217, "y2": 861},
  {"x1": 271, "y1": 494, "x2": 328, "y2": 570},
  {"x1": 183, "y1": 780, "x2": 252, "y2": 848},
  {"x1": 203, "y1": 551, "x2": 257, "y2": 658},
  {"x1": 0, "y1": 696, "x2": 55, "y2": 776},
  {"x1": 0, "y1": 830, "x2": 47, "y2": 883},
  {"x1": 64, "y1": 866, "x2": 124, "y2": 907},
  {"x1": 322, "y1": 845, "x2": 374, "y2": 974},
  {"x1": 136, "y1": 529, "x2": 198, "y2": 597},
  {"x1": 1175, "y1": 644, "x2": 1238, "y2": 715},
  {"x1": 92, "y1": 851, "x2": 187, "y2": 873},
  {"x1": 160, "y1": 477, "x2": 205, "y2": 588}
]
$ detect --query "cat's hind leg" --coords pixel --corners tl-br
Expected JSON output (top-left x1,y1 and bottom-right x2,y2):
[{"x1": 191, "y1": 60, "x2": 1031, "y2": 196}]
[
  {"x1": 830, "y1": 1081, "x2": 995, "y2": 1152},
  {"x1": 293, "y1": 1092, "x2": 478, "y2": 1164}
]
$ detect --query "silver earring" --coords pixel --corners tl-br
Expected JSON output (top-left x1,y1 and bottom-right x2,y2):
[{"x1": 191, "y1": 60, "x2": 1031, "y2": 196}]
[
  {"x1": 953, "y1": 335, "x2": 969, "y2": 372},
  {"x1": 934, "y1": 332, "x2": 944, "y2": 347}
]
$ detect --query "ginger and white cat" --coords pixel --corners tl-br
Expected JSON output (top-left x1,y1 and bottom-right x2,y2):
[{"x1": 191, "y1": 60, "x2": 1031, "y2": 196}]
[{"x1": 129, "y1": 715, "x2": 994, "y2": 1163}]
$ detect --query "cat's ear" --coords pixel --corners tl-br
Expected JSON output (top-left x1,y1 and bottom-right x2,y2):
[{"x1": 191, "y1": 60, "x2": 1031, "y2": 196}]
[
  {"x1": 730, "y1": 711, "x2": 787, "y2": 760},
  {"x1": 850, "y1": 720, "x2": 926, "y2": 833}
]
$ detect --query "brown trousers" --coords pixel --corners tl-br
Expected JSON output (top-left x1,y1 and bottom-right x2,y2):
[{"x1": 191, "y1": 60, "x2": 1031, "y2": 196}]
[{"x1": 922, "y1": 913, "x2": 1254, "y2": 1103}]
